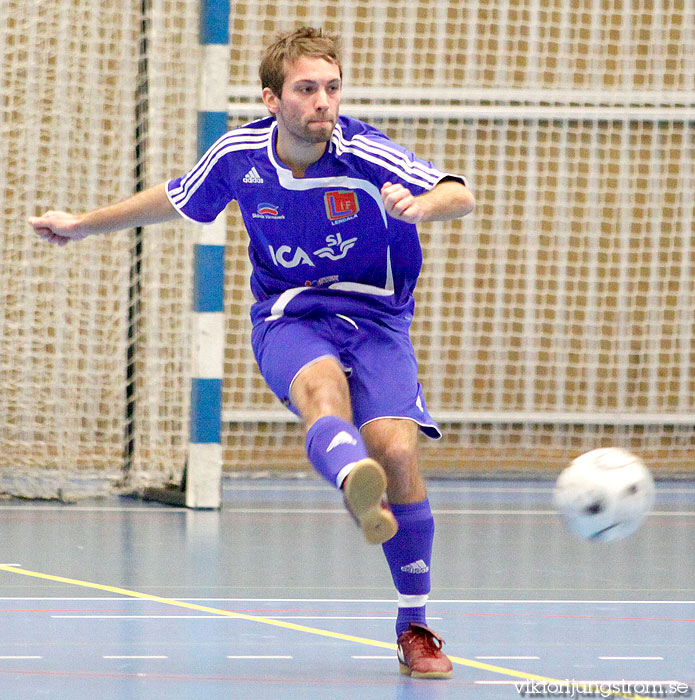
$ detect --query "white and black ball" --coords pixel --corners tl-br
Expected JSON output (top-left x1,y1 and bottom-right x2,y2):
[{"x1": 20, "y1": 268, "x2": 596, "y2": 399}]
[{"x1": 553, "y1": 448, "x2": 655, "y2": 542}]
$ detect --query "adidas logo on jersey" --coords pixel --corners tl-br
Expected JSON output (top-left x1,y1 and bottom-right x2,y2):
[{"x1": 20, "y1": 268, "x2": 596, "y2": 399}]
[
  {"x1": 326, "y1": 431, "x2": 357, "y2": 453},
  {"x1": 243, "y1": 166, "x2": 264, "y2": 183},
  {"x1": 400, "y1": 559, "x2": 429, "y2": 574}
]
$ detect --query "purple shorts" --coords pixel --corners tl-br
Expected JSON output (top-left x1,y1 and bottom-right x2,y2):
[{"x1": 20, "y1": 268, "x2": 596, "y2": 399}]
[{"x1": 251, "y1": 311, "x2": 441, "y2": 438}]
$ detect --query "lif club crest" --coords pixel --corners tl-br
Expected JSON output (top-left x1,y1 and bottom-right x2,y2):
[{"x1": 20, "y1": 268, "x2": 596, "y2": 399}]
[{"x1": 324, "y1": 190, "x2": 359, "y2": 222}]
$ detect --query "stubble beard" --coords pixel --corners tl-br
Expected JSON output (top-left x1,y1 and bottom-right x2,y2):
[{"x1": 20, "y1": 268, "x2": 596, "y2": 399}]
[{"x1": 301, "y1": 117, "x2": 336, "y2": 143}]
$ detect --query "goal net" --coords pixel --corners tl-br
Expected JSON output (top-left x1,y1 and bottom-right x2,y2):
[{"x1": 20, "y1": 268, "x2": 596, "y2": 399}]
[
  {"x1": 223, "y1": 1, "x2": 695, "y2": 479},
  {"x1": 2, "y1": 0, "x2": 693, "y2": 499},
  {"x1": 1, "y1": 0, "x2": 199, "y2": 498}
]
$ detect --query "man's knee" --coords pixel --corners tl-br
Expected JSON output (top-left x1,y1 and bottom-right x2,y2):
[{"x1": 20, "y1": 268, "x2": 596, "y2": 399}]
[
  {"x1": 361, "y1": 419, "x2": 425, "y2": 503},
  {"x1": 372, "y1": 443, "x2": 416, "y2": 473},
  {"x1": 290, "y1": 357, "x2": 352, "y2": 426}
]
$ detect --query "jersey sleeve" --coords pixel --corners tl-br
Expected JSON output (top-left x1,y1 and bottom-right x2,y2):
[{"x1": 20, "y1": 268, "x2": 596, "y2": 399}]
[
  {"x1": 348, "y1": 127, "x2": 467, "y2": 196},
  {"x1": 166, "y1": 133, "x2": 237, "y2": 224}
]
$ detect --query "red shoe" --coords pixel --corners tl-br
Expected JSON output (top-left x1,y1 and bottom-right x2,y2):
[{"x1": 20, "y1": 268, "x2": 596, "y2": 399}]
[
  {"x1": 342, "y1": 458, "x2": 398, "y2": 545},
  {"x1": 397, "y1": 623, "x2": 453, "y2": 679}
]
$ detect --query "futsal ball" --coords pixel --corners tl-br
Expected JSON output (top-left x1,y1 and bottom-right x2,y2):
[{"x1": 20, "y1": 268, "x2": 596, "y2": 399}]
[{"x1": 553, "y1": 448, "x2": 655, "y2": 542}]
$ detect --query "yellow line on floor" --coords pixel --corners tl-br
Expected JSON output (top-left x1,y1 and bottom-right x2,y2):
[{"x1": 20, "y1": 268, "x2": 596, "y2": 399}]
[{"x1": 0, "y1": 565, "x2": 653, "y2": 699}]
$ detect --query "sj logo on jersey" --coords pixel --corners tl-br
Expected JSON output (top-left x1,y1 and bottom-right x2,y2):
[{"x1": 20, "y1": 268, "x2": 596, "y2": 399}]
[{"x1": 324, "y1": 190, "x2": 359, "y2": 224}]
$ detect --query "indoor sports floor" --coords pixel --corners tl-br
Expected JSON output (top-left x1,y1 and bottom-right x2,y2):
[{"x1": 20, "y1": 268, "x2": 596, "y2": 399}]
[{"x1": 0, "y1": 478, "x2": 693, "y2": 699}]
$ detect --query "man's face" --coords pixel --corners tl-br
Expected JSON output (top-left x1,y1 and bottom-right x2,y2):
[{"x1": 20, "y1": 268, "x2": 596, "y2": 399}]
[{"x1": 266, "y1": 55, "x2": 341, "y2": 144}]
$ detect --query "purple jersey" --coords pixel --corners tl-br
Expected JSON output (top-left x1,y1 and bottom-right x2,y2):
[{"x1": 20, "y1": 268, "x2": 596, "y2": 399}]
[{"x1": 166, "y1": 115, "x2": 465, "y2": 327}]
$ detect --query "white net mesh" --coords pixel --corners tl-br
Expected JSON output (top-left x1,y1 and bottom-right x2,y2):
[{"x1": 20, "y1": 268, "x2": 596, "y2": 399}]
[
  {"x1": 129, "y1": 0, "x2": 198, "y2": 486},
  {"x1": 1, "y1": 0, "x2": 693, "y2": 499},
  {"x1": 222, "y1": 1, "x2": 695, "y2": 477},
  {"x1": 0, "y1": 0, "x2": 198, "y2": 498}
]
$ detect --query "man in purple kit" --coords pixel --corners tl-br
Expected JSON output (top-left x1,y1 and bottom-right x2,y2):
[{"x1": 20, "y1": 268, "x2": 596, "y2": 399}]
[{"x1": 29, "y1": 27, "x2": 475, "y2": 678}]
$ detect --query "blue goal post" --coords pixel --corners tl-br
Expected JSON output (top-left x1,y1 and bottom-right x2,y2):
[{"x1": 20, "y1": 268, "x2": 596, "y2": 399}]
[{"x1": 185, "y1": 0, "x2": 231, "y2": 508}]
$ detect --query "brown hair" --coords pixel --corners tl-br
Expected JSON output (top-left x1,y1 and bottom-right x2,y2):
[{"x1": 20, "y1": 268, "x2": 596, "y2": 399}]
[{"x1": 259, "y1": 26, "x2": 342, "y2": 97}]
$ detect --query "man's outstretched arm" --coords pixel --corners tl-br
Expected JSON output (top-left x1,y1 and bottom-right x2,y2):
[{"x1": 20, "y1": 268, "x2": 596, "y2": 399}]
[{"x1": 28, "y1": 182, "x2": 180, "y2": 246}]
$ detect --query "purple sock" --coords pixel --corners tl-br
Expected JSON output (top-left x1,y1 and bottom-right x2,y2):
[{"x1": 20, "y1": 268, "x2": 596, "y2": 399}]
[
  {"x1": 305, "y1": 416, "x2": 368, "y2": 488},
  {"x1": 382, "y1": 499, "x2": 434, "y2": 636}
]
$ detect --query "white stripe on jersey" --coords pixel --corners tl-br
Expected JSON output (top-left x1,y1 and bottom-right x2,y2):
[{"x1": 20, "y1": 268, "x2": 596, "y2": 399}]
[
  {"x1": 264, "y1": 279, "x2": 395, "y2": 323},
  {"x1": 328, "y1": 281, "x2": 394, "y2": 296},
  {"x1": 329, "y1": 245, "x2": 394, "y2": 296},
  {"x1": 170, "y1": 141, "x2": 269, "y2": 209},
  {"x1": 331, "y1": 123, "x2": 443, "y2": 190},
  {"x1": 331, "y1": 135, "x2": 439, "y2": 190},
  {"x1": 266, "y1": 123, "x2": 389, "y2": 226},
  {"x1": 169, "y1": 130, "x2": 269, "y2": 201},
  {"x1": 169, "y1": 125, "x2": 271, "y2": 198},
  {"x1": 169, "y1": 126, "x2": 271, "y2": 196},
  {"x1": 169, "y1": 126, "x2": 272, "y2": 207},
  {"x1": 265, "y1": 287, "x2": 311, "y2": 322},
  {"x1": 334, "y1": 122, "x2": 442, "y2": 184},
  {"x1": 332, "y1": 138, "x2": 436, "y2": 190},
  {"x1": 350, "y1": 134, "x2": 442, "y2": 185}
]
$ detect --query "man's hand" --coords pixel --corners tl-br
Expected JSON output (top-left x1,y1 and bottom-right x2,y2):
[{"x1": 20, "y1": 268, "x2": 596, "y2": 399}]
[
  {"x1": 380, "y1": 182, "x2": 424, "y2": 224},
  {"x1": 27, "y1": 183, "x2": 180, "y2": 245},
  {"x1": 381, "y1": 178, "x2": 475, "y2": 224},
  {"x1": 28, "y1": 211, "x2": 88, "y2": 247}
]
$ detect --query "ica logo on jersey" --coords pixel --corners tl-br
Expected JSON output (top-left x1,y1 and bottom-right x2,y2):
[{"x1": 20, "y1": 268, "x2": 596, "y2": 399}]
[
  {"x1": 268, "y1": 232, "x2": 359, "y2": 269},
  {"x1": 268, "y1": 245, "x2": 315, "y2": 268}
]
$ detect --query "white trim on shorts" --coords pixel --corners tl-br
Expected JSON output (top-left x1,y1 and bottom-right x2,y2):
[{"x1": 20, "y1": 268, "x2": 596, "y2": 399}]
[
  {"x1": 358, "y1": 416, "x2": 442, "y2": 440},
  {"x1": 287, "y1": 354, "x2": 352, "y2": 405}
]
